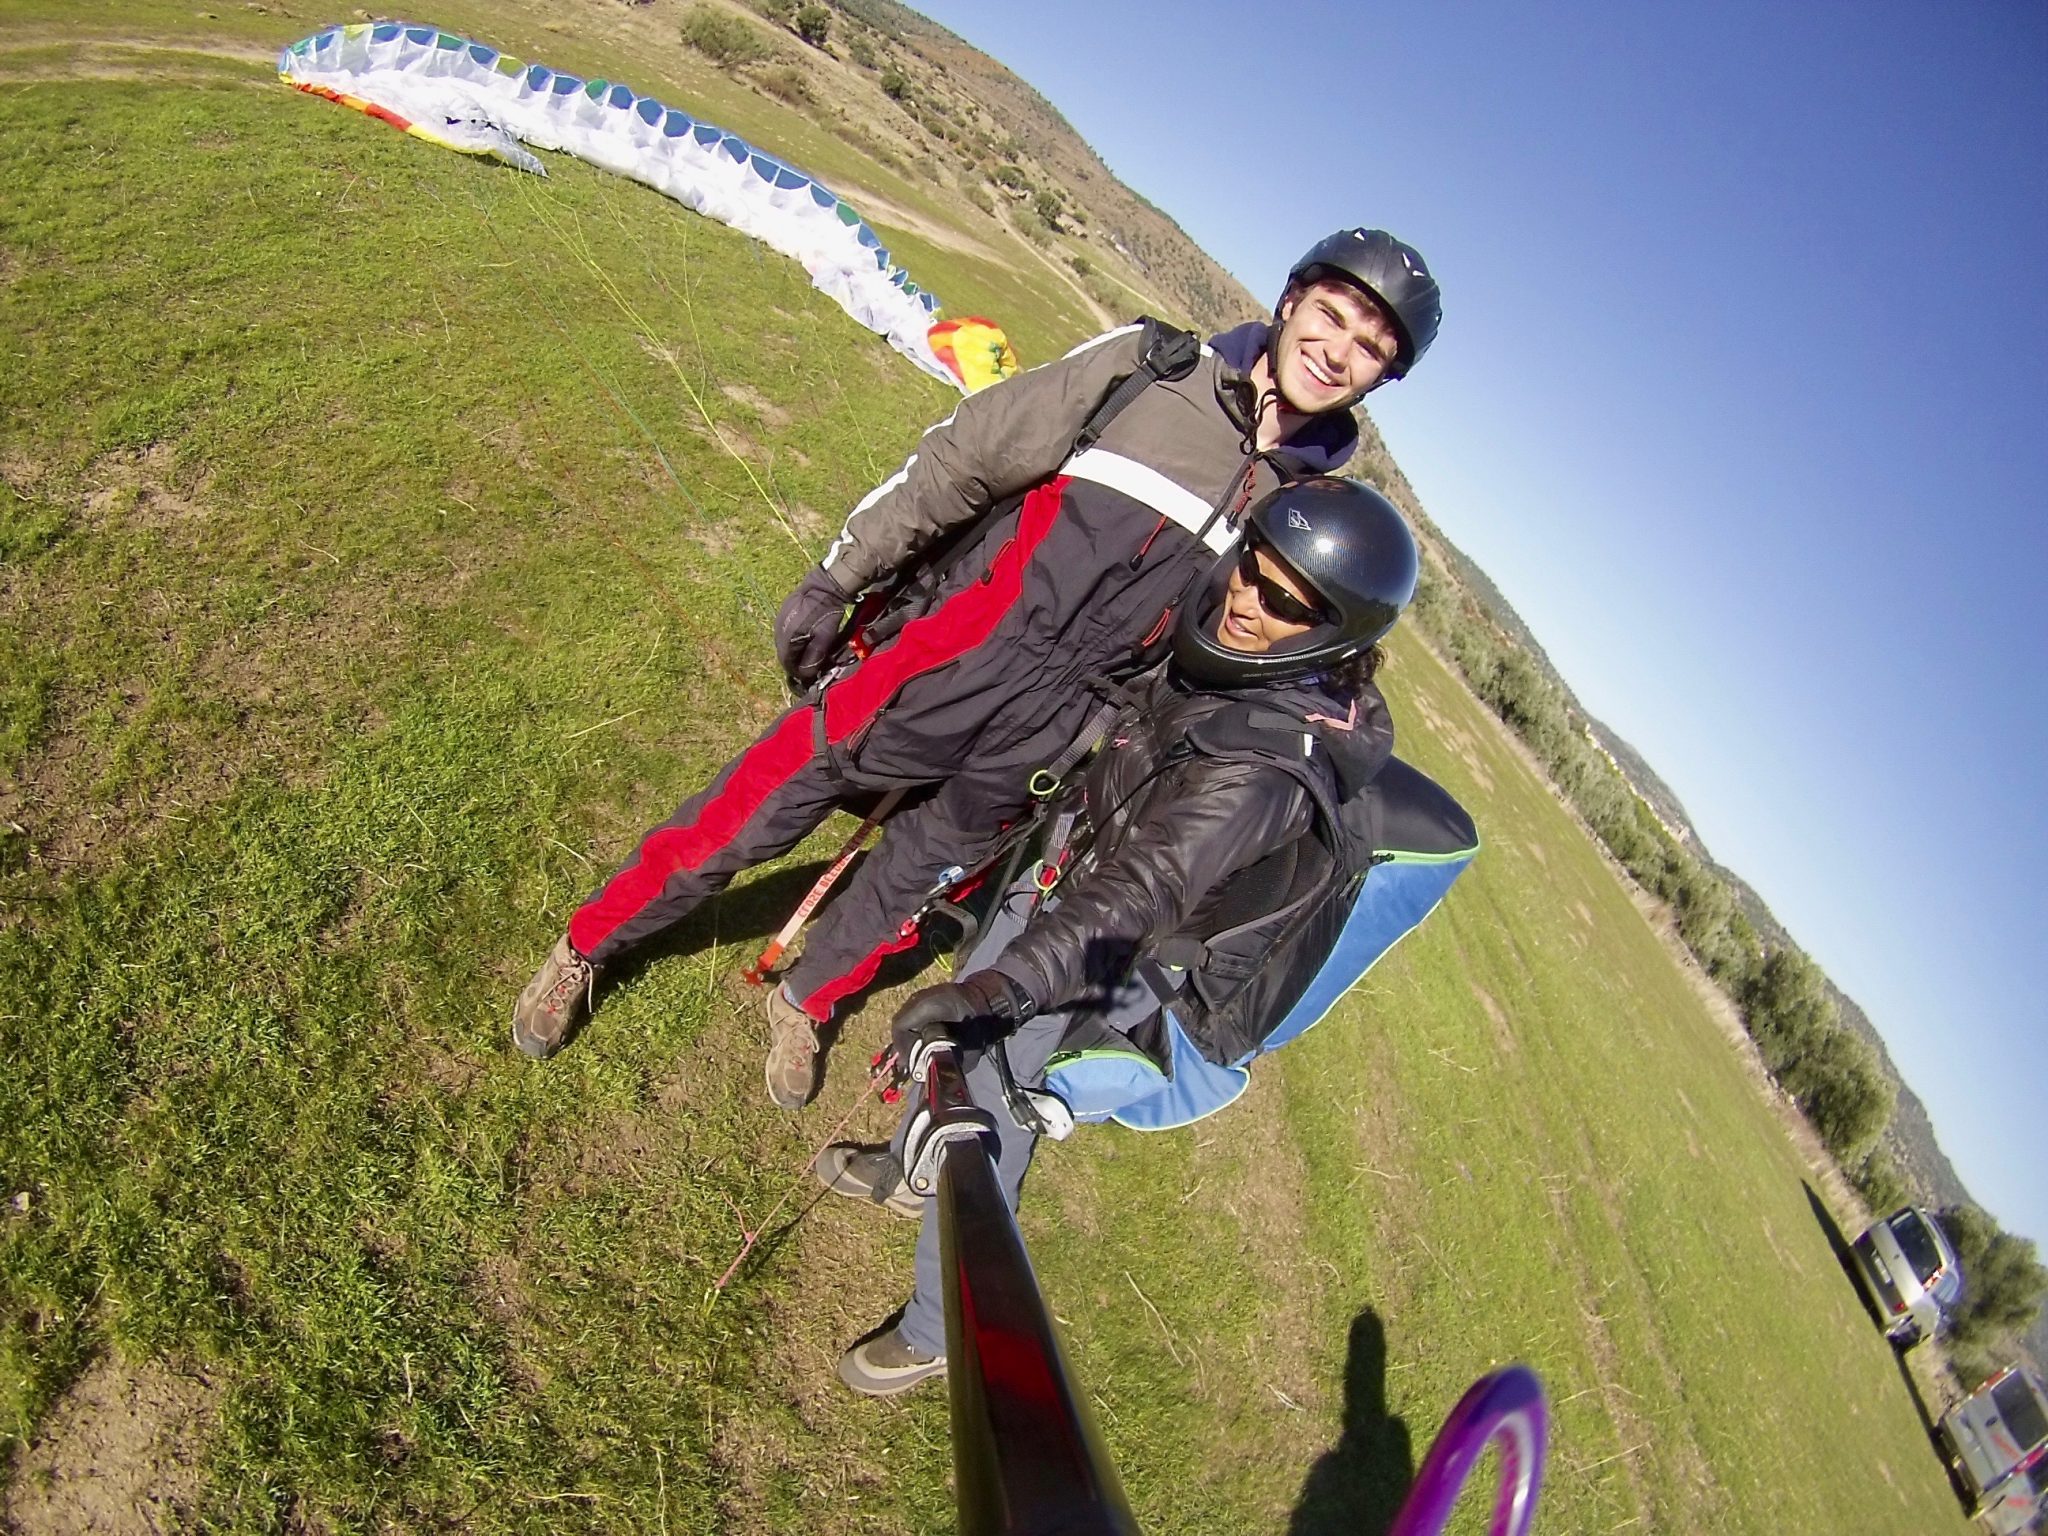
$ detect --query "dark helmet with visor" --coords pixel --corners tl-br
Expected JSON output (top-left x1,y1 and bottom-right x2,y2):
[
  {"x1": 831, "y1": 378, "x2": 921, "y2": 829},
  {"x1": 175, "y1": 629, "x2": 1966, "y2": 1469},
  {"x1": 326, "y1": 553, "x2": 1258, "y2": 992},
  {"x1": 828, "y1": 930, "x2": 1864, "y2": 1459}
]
[
  {"x1": 1171, "y1": 477, "x2": 1419, "y2": 688},
  {"x1": 1282, "y1": 228, "x2": 1442, "y2": 380}
]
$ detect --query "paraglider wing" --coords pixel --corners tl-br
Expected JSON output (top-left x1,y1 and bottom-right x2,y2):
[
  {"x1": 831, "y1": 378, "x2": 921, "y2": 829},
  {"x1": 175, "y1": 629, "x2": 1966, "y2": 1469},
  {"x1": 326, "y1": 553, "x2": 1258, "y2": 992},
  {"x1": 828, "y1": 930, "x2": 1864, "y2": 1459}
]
[{"x1": 278, "y1": 22, "x2": 959, "y2": 386}]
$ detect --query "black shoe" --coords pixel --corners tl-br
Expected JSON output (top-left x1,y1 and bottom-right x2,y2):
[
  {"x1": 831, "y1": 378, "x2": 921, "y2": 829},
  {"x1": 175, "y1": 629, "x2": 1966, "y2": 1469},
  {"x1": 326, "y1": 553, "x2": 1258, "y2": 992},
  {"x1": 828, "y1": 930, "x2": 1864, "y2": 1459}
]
[
  {"x1": 838, "y1": 1327, "x2": 947, "y2": 1396},
  {"x1": 812, "y1": 1143, "x2": 924, "y2": 1220}
]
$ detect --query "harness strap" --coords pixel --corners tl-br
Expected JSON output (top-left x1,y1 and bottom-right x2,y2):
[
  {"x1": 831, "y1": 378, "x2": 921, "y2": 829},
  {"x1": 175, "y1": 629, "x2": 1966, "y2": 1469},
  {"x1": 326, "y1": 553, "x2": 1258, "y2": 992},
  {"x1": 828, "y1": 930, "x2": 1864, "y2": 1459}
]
[{"x1": 1071, "y1": 318, "x2": 1202, "y2": 455}]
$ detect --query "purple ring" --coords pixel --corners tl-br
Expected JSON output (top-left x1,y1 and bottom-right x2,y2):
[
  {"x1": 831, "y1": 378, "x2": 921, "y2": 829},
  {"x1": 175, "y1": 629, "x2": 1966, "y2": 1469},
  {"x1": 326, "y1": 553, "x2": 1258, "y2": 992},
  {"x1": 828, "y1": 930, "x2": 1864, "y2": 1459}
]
[{"x1": 1388, "y1": 1364, "x2": 1548, "y2": 1536}]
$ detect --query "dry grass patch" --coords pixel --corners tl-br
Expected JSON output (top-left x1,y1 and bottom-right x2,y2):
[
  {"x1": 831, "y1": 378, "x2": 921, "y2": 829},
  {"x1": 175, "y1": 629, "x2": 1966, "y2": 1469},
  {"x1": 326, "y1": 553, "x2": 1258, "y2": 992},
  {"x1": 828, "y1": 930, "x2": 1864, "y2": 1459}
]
[{"x1": 5, "y1": 1355, "x2": 221, "y2": 1536}]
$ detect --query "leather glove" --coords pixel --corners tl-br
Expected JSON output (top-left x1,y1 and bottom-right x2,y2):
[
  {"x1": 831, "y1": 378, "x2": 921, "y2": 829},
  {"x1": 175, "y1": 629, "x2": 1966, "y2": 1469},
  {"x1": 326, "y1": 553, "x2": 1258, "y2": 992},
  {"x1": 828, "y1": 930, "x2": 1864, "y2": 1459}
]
[
  {"x1": 773, "y1": 566, "x2": 853, "y2": 686},
  {"x1": 891, "y1": 970, "x2": 1035, "y2": 1082}
]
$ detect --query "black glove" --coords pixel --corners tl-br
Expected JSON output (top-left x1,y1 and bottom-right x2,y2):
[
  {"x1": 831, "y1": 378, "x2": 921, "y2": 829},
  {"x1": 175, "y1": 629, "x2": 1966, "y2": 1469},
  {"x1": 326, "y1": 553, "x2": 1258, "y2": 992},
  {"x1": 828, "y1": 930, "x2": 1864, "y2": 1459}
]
[
  {"x1": 890, "y1": 970, "x2": 1035, "y2": 1082},
  {"x1": 773, "y1": 566, "x2": 853, "y2": 686}
]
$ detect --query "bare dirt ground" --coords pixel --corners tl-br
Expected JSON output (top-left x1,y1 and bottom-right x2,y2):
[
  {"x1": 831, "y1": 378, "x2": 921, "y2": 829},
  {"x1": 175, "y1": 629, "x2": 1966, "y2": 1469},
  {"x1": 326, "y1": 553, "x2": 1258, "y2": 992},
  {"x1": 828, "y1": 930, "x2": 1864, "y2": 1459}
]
[{"x1": 4, "y1": 1357, "x2": 220, "y2": 1536}]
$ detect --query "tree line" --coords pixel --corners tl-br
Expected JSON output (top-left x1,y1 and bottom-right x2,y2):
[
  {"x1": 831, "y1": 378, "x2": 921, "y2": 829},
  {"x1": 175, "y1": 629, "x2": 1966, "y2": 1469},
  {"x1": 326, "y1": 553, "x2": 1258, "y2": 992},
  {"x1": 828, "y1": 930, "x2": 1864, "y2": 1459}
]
[{"x1": 1381, "y1": 483, "x2": 2046, "y2": 1374}]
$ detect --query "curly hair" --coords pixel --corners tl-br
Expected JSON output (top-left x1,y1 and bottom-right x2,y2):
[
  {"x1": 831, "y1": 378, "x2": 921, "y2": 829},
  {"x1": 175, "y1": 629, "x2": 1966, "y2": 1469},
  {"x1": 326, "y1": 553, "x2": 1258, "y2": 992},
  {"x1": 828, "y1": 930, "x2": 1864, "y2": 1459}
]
[{"x1": 1325, "y1": 643, "x2": 1387, "y2": 697}]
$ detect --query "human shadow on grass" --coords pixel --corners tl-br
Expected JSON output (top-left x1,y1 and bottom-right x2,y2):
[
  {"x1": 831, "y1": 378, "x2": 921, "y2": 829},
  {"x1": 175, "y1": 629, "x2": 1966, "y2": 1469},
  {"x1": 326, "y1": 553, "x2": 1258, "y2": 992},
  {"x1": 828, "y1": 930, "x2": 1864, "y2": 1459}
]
[{"x1": 1289, "y1": 1309, "x2": 1414, "y2": 1536}]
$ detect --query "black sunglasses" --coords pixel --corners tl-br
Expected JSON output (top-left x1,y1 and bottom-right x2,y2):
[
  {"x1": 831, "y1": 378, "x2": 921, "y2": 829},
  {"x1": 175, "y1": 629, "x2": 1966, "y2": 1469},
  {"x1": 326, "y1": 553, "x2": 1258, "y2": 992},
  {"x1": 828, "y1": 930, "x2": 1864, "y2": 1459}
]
[{"x1": 1236, "y1": 543, "x2": 1327, "y2": 627}]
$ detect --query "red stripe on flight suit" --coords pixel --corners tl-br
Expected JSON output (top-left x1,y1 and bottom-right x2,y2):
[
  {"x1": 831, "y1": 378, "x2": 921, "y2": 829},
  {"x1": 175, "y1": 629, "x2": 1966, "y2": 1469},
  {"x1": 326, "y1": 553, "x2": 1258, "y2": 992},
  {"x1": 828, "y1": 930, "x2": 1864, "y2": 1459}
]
[
  {"x1": 794, "y1": 920, "x2": 923, "y2": 1020},
  {"x1": 569, "y1": 476, "x2": 1069, "y2": 962},
  {"x1": 821, "y1": 476, "x2": 1070, "y2": 745},
  {"x1": 568, "y1": 708, "x2": 816, "y2": 958}
]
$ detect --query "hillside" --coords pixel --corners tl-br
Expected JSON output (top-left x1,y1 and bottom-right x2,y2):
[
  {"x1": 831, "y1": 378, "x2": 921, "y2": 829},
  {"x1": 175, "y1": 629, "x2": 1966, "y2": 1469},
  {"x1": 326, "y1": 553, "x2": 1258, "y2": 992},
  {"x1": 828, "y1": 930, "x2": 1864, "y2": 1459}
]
[{"x1": 1586, "y1": 716, "x2": 1703, "y2": 846}]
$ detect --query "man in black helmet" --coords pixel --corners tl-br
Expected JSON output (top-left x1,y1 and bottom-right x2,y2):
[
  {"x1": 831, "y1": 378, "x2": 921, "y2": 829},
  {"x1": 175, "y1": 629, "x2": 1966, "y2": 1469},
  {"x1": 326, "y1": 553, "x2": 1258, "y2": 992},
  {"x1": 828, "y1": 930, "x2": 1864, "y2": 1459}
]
[
  {"x1": 512, "y1": 231, "x2": 1442, "y2": 1110},
  {"x1": 821, "y1": 478, "x2": 1419, "y2": 1396}
]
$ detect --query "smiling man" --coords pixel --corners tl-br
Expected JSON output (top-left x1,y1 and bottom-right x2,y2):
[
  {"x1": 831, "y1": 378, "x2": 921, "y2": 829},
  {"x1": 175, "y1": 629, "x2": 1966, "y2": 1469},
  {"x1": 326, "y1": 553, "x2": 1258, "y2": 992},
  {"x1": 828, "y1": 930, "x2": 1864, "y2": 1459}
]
[{"x1": 512, "y1": 230, "x2": 1442, "y2": 1106}]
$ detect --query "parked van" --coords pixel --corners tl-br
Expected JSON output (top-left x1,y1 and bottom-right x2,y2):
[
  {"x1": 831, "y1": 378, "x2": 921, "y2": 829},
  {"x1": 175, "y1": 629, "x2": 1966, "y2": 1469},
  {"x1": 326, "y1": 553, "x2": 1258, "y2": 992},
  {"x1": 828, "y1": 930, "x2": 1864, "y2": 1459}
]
[
  {"x1": 1851, "y1": 1204, "x2": 1963, "y2": 1348},
  {"x1": 1975, "y1": 1457, "x2": 2045, "y2": 1536},
  {"x1": 1939, "y1": 1365, "x2": 2048, "y2": 1519}
]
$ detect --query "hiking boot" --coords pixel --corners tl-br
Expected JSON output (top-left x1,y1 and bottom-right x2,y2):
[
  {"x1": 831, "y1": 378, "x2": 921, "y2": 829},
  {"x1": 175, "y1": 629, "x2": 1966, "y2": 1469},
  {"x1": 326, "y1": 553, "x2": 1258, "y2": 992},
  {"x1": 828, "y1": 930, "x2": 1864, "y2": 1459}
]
[
  {"x1": 511, "y1": 935, "x2": 595, "y2": 1059},
  {"x1": 837, "y1": 1328, "x2": 947, "y2": 1397},
  {"x1": 763, "y1": 983, "x2": 821, "y2": 1110},
  {"x1": 813, "y1": 1143, "x2": 924, "y2": 1220}
]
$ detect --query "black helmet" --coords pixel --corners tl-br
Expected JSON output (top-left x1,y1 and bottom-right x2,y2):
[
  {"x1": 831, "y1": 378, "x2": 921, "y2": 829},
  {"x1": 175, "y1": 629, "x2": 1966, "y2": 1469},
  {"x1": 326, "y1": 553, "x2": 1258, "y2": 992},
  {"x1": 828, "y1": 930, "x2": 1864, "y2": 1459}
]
[
  {"x1": 1282, "y1": 228, "x2": 1442, "y2": 380},
  {"x1": 1171, "y1": 477, "x2": 1419, "y2": 688}
]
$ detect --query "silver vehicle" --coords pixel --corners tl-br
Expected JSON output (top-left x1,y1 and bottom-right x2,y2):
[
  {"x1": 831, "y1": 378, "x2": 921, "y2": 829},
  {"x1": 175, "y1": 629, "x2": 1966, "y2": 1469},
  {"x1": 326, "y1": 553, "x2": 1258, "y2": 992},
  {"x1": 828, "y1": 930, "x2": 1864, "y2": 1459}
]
[
  {"x1": 1975, "y1": 1457, "x2": 2045, "y2": 1536},
  {"x1": 1939, "y1": 1365, "x2": 2048, "y2": 1519},
  {"x1": 1850, "y1": 1204, "x2": 1962, "y2": 1348}
]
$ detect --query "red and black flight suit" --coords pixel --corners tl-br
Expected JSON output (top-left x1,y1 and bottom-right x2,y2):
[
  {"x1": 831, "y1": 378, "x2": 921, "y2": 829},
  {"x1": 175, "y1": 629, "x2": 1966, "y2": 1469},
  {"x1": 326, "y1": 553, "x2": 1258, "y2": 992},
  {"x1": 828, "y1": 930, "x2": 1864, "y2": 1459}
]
[{"x1": 565, "y1": 321, "x2": 1359, "y2": 1019}]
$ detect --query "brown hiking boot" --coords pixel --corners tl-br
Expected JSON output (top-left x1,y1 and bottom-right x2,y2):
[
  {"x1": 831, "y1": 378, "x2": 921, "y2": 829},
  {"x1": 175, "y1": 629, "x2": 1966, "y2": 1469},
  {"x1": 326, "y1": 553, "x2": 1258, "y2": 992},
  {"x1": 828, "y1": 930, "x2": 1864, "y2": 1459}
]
[
  {"x1": 511, "y1": 935, "x2": 595, "y2": 1059},
  {"x1": 763, "y1": 983, "x2": 821, "y2": 1109}
]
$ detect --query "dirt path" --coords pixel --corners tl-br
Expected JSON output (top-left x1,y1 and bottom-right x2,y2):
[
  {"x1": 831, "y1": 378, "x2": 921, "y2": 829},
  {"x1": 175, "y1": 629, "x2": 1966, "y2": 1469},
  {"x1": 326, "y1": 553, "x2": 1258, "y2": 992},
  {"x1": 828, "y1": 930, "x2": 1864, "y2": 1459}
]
[{"x1": 1003, "y1": 211, "x2": 1117, "y2": 329}]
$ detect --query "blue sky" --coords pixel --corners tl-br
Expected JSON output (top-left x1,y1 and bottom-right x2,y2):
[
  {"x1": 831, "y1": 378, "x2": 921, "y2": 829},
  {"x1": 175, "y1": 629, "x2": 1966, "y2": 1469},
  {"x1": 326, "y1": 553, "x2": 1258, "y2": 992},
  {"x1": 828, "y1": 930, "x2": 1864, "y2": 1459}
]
[{"x1": 913, "y1": 0, "x2": 2048, "y2": 1247}]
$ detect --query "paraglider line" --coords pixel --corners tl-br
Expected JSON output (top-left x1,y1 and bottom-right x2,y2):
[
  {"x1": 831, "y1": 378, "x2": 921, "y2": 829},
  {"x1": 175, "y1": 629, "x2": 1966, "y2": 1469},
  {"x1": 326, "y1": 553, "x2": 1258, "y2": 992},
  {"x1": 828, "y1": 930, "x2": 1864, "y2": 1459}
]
[
  {"x1": 502, "y1": 179, "x2": 816, "y2": 562},
  {"x1": 705, "y1": 1051, "x2": 900, "y2": 1305}
]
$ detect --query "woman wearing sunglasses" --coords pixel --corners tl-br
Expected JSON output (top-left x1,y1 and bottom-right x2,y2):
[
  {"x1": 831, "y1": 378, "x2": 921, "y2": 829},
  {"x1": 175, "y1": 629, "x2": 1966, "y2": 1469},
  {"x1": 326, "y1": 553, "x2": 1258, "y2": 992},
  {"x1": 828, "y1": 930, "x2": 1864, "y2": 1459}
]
[{"x1": 820, "y1": 475, "x2": 1421, "y2": 1395}]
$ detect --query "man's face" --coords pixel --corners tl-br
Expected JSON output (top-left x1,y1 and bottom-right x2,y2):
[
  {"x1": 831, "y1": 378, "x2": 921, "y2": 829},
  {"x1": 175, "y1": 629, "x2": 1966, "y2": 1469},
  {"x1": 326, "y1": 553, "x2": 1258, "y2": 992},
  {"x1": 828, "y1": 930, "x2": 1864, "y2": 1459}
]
[
  {"x1": 1272, "y1": 279, "x2": 1401, "y2": 413},
  {"x1": 1215, "y1": 544, "x2": 1322, "y2": 654}
]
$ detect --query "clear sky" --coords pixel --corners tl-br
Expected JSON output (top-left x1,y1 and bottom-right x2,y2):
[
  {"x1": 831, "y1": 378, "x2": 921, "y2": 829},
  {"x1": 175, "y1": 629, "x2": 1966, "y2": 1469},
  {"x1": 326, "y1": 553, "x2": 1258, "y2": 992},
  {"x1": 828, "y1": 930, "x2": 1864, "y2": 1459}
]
[{"x1": 912, "y1": 0, "x2": 2048, "y2": 1247}]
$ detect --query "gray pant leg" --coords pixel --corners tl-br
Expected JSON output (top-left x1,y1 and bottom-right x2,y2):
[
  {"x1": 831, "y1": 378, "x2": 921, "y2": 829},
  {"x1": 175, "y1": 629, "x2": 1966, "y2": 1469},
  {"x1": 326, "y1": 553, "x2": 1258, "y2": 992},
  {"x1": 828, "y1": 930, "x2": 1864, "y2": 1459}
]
[
  {"x1": 894, "y1": 1004, "x2": 1072, "y2": 1357},
  {"x1": 891, "y1": 889, "x2": 1159, "y2": 1357}
]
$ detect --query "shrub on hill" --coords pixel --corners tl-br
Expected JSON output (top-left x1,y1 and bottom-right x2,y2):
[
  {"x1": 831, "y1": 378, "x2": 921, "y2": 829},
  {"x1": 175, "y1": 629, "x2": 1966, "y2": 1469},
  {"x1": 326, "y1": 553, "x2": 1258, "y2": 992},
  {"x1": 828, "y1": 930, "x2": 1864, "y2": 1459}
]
[
  {"x1": 1849, "y1": 1146, "x2": 1910, "y2": 1213},
  {"x1": 793, "y1": 4, "x2": 831, "y2": 46},
  {"x1": 1936, "y1": 1205, "x2": 2048, "y2": 1381},
  {"x1": 757, "y1": 63, "x2": 813, "y2": 105},
  {"x1": 681, "y1": 8, "x2": 776, "y2": 67}
]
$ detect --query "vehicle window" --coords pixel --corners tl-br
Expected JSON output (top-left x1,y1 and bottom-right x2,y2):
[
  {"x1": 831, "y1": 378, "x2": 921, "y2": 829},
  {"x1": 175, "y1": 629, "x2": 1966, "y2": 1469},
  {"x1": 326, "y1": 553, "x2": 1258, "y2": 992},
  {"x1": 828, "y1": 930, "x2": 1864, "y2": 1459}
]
[
  {"x1": 2027, "y1": 1457, "x2": 2048, "y2": 1498},
  {"x1": 1991, "y1": 1374, "x2": 2048, "y2": 1455},
  {"x1": 1891, "y1": 1210, "x2": 1944, "y2": 1285}
]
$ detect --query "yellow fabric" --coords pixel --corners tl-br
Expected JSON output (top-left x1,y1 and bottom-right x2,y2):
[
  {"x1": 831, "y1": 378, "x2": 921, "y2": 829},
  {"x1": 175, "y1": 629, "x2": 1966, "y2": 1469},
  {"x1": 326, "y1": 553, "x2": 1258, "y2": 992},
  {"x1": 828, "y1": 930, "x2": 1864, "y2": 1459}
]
[{"x1": 927, "y1": 317, "x2": 1019, "y2": 393}]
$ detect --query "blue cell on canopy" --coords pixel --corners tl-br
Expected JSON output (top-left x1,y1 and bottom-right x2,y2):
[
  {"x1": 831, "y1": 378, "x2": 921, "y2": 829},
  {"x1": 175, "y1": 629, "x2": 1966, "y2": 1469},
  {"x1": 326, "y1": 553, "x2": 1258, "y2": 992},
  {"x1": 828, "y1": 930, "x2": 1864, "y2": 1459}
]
[
  {"x1": 662, "y1": 108, "x2": 693, "y2": 136},
  {"x1": 404, "y1": 26, "x2": 433, "y2": 45},
  {"x1": 371, "y1": 22, "x2": 400, "y2": 42},
  {"x1": 467, "y1": 43, "x2": 497, "y2": 66}
]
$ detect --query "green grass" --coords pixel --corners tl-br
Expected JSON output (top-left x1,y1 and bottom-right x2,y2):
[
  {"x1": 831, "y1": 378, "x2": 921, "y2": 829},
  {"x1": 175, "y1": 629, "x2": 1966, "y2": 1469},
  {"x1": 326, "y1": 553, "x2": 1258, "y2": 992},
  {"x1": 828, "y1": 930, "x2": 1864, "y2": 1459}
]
[{"x1": 0, "y1": 11, "x2": 1974, "y2": 1534}]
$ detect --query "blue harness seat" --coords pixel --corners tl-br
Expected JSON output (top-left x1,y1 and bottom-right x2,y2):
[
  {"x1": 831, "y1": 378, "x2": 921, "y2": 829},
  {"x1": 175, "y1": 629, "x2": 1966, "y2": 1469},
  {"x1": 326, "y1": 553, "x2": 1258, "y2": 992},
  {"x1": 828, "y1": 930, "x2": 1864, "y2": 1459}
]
[{"x1": 1038, "y1": 836, "x2": 1475, "y2": 1132}]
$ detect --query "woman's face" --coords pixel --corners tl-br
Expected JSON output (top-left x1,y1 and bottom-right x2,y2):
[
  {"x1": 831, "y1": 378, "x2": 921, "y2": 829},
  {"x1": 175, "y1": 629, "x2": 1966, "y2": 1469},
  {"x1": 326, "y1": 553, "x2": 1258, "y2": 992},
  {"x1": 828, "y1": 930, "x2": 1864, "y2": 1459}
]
[{"x1": 1216, "y1": 545, "x2": 1322, "y2": 653}]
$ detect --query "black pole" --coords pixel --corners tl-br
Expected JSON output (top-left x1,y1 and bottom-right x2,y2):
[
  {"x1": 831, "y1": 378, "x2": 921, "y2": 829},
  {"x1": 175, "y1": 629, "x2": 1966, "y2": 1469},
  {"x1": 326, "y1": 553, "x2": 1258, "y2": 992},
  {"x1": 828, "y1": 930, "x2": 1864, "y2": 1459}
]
[{"x1": 918, "y1": 1051, "x2": 1142, "y2": 1536}]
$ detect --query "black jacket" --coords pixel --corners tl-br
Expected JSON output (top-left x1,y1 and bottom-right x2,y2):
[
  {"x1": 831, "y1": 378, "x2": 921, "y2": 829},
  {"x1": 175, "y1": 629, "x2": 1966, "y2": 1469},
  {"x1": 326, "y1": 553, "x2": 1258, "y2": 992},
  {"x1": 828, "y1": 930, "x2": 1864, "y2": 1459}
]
[{"x1": 989, "y1": 666, "x2": 1394, "y2": 1015}]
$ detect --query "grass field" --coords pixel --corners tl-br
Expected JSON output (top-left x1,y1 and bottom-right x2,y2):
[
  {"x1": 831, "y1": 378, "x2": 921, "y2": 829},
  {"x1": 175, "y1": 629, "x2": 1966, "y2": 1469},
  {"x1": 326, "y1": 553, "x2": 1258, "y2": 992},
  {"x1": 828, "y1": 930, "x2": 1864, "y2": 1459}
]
[{"x1": 0, "y1": 7, "x2": 1980, "y2": 1532}]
